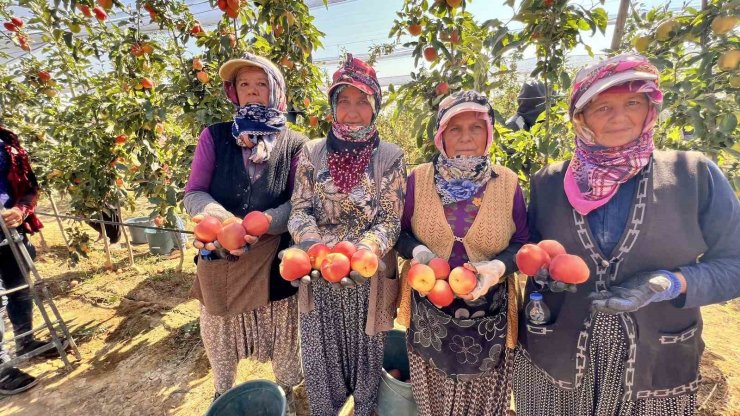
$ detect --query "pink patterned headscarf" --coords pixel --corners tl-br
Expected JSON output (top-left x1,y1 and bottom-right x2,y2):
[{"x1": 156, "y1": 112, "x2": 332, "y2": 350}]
[{"x1": 565, "y1": 54, "x2": 663, "y2": 215}]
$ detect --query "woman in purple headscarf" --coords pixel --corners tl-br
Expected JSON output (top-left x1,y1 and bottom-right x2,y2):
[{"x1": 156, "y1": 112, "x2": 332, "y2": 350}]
[
  {"x1": 288, "y1": 55, "x2": 406, "y2": 416},
  {"x1": 514, "y1": 54, "x2": 740, "y2": 415}
]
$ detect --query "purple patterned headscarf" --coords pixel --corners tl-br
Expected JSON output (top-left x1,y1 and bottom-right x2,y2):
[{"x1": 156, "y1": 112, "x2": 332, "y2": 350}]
[
  {"x1": 565, "y1": 54, "x2": 663, "y2": 215},
  {"x1": 326, "y1": 55, "x2": 382, "y2": 193}
]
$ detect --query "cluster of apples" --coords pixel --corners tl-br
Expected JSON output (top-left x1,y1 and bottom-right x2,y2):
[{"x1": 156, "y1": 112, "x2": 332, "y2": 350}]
[
  {"x1": 407, "y1": 258, "x2": 478, "y2": 308},
  {"x1": 192, "y1": 211, "x2": 270, "y2": 251},
  {"x1": 515, "y1": 240, "x2": 590, "y2": 284},
  {"x1": 279, "y1": 241, "x2": 379, "y2": 284}
]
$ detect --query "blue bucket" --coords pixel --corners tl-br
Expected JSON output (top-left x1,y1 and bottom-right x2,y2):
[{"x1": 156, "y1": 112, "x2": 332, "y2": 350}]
[
  {"x1": 377, "y1": 329, "x2": 418, "y2": 416},
  {"x1": 144, "y1": 227, "x2": 174, "y2": 255},
  {"x1": 206, "y1": 380, "x2": 286, "y2": 416}
]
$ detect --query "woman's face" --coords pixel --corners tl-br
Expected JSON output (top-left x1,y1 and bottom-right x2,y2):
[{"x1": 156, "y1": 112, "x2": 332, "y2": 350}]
[
  {"x1": 334, "y1": 86, "x2": 374, "y2": 127},
  {"x1": 235, "y1": 66, "x2": 270, "y2": 106},
  {"x1": 582, "y1": 92, "x2": 650, "y2": 148},
  {"x1": 442, "y1": 112, "x2": 488, "y2": 157}
]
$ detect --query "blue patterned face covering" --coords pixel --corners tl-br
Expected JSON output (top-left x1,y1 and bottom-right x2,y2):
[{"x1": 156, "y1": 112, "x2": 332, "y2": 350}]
[
  {"x1": 433, "y1": 154, "x2": 491, "y2": 205},
  {"x1": 231, "y1": 103, "x2": 287, "y2": 163}
]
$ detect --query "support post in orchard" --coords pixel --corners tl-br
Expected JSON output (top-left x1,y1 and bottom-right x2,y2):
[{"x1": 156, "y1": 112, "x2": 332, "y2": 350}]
[
  {"x1": 47, "y1": 193, "x2": 70, "y2": 248},
  {"x1": 610, "y1": 0, "x2": 630, "y2": 50},
  {"x1": 117, "y1": 203, "x2": 135, "y2": 267},
  {"x1": 98, "y1": 212, "x2": 114, "y2": 270}
]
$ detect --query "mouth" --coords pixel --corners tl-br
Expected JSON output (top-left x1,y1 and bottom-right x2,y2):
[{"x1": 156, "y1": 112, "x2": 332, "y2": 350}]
[{"x1": 604, "y1": 127, "x2": 633, "y2": 134}]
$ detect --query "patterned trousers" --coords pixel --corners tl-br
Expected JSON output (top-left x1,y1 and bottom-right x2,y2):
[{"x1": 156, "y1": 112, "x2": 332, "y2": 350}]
[
  {"x1": 513, "y1": 313, "x2": 696, "y2": 416},
  {"x1": 200, "y1": 295, "x2": 303, "y2": 394},
  {"x1": 300, "y1": 279, "x2": 385, "y2": 416}
]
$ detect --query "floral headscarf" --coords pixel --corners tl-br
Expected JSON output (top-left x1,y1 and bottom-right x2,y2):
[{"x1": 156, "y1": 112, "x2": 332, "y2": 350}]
[
  {"x1": 565, "y1": 54, "x2": 663, "y2": 215},
  {"x1": 432, "y1": 90, "x2": 495, "y2": 205},
  {"x1": 220, "y1": 53, "x2": 287, "y2": 164},
  {"x1": 326, "y1": 54, "x2": 382, "y2": 193}
]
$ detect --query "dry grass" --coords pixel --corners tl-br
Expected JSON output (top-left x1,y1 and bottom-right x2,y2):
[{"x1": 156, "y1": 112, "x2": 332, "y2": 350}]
[{"x1": 0, "y1": 195, "x2": 737, "y2": 415}]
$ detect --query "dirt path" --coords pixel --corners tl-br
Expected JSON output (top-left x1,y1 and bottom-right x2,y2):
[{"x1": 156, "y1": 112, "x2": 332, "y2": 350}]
[{"x1": 0, "y1": 208, "x2": 737, "y2": 415}]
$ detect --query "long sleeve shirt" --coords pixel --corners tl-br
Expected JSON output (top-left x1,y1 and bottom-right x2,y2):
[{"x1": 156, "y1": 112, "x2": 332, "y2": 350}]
[{"x1": 183, "y1": 128, "x2": 299, "y2": 234}]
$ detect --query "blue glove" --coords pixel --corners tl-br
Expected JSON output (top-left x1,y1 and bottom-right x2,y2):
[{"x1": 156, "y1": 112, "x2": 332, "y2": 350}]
[{"x1": 590, "y1": 270, "x2": 682, "y2": 314}]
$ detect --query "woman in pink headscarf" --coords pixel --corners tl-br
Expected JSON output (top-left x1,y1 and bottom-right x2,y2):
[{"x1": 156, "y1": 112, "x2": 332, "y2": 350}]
[{"x1": 514, "y1": 54, "x2": 740, "y2": 415}]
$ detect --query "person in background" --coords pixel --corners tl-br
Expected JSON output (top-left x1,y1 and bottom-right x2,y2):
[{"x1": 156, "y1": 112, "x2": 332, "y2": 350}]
[{"x1": 0, "y1": 125, "x2": 45, "y2": 394}]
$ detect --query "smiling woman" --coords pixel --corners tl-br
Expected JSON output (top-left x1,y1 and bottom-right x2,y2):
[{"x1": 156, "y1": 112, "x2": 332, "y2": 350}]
[
  {"x1": 514, "y1": 53, "x2": 740, "y2": 416},
  {"x1": 581, "y1": 91, "x2": 650, "y2": 148}
]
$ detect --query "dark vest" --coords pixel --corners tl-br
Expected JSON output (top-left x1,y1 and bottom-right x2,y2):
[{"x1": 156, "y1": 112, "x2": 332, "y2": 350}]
[
  {"x1": 520, "y1": 150, "x2": 709, "y2": 401},
  {"x1": 208, "y1": 122, "x2": 306, "y2": 301}
]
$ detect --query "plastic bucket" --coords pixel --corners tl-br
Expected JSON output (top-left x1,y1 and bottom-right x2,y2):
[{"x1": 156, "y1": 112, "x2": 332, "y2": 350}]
[
  {"x1": 144, "y1": 227, "x2": 174, "y2": 255},
  {"x1": 377, "y1": 329, "x2": 418, "y2": 416},
  {"x1": 206, "y1": 380, "x2": 286, "y2": 416},
  {"x1": 124, "y1": 217, "x2": 150, "y2": 245}
]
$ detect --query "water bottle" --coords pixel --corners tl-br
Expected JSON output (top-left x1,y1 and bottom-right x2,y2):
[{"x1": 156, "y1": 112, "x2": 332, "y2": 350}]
[{"x1": 525, "y1": 292, "x2": 551, "y2": 325}]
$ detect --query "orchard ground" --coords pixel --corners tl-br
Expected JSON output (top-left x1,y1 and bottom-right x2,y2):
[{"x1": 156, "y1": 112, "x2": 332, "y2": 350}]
[{"x1": 0, "y1": 195, "x2": 737, "y2": 415}]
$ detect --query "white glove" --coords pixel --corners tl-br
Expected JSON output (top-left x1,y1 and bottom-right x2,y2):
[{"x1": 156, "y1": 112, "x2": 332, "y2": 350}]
[
  {"x1": 459, "y1": 260, "x2": 506, "y2": 301},
  {"x1": 412, "y1": 245, "x2": 435, "y2": 265}
]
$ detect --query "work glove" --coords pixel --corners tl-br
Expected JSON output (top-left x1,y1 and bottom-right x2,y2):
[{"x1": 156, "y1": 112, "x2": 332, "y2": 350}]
[
  {"x1": 590, "y1": 270, "x2": 682, "y2": 314},
  {"x1": 533, "y1": 267, "x2": 577, "y2": 294},
  {"x1": 458, "y1": 260, "x2": 506, "y2": 301},
  {"x1": 411, "y1": 245, "x2": 435, "y2": 265}
]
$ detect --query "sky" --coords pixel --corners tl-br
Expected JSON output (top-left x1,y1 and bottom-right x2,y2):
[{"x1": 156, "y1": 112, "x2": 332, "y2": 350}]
[{"x1": 1, "y1": 0, "x2": 701, "y2": 86}]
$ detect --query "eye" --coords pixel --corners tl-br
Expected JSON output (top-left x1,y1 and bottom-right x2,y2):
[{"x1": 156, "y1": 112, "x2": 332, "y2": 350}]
[{"x1": 596, "y1": 105, "x2": 610, "y2": 113}]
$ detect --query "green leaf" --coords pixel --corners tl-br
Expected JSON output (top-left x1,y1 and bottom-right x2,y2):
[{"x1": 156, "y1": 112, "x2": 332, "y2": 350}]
[{"x1": 719, "y1": 113, "x2": 738, "y2": 134}]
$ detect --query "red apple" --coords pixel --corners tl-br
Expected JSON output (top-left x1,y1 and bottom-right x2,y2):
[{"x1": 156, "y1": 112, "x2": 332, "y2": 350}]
[
  {"x1": 427, "y1": 279, "x2": 455, "y2": 308},
  {"x1": 428, "y1": 257, "x2": 451, "y2": 280},
  {"x1": 307, "y1": 243, "x2": 331, "y2": 270},
  {"x1": 537, "y1": 239, "x2": 567, "y2": 259},
  {"x1": 93, "y1": 6, "x2": 108, "y2": 21},
  {"x1": 38, "y1": 70, "x2": 52, "y2": 82},
  {"x1": 77, "y1": 4, "x2": 93, "y2": 17},
  {"x1": 388, "y1": 369, "x2": 402, "y2": 379},
  {"x1": 435, "y1": 82, "x2": 449, "y2": 96},
  {"x1": 423, "y1": 47, "x2": 438, "y2": 62},
  {"x1": 321, "y1": 253, "x2": 351, "y2": 283},
  {"x1": 408, "y1": 23, "x2": 422, "y2": 36},
  {"x1": 242, "y1": 211, "x2": 270, "y2": 237},
  {"x1": 515, "y1": 244, "x2": 551, "y2": 276},
  {"x1": 332, "y1": 241, "x2": 357, "y2": 258},
  {"x1": 449, "y1": 30, "x2": 460, "y2": 44},
  {"x1": 196, "y1": 71, "x2": 210, "y2": 84},
  {"x1": 448, "y1": 266, "x2": 477, "y2": 295},
  {"x1": 407, "y1": 263, "x2": 436, "y2": 293},
  {"x1": 3, "y1": 22, "x2": 17, "y2": 32},
  {"x1": 192, "y1": 58, "x2": 204, "y2": 71},
  {"x1": 193, "y1": 216, "x2": 222, "y2": 243},
  {"x1": 98, "y1": 0, "x2": 113, "y2": 10},
  {"x1": 140, "y1": 77, "x2": 154, "y2": 89},
  {"x1": 279, "y1": 248, "x2": 312, "y2": 281},
  {"x1": 217, "y1": 222, "x2": 247, "y2": 251},
  {"x1": 115, "y1": 134, "x2": 127, "y2": 144},
  {"x1": 351, "y1": 249, "x2": 379, "y2": 278},
  {"x1": 549, "y1": 254, "x2": 590, "y2": 284}
]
